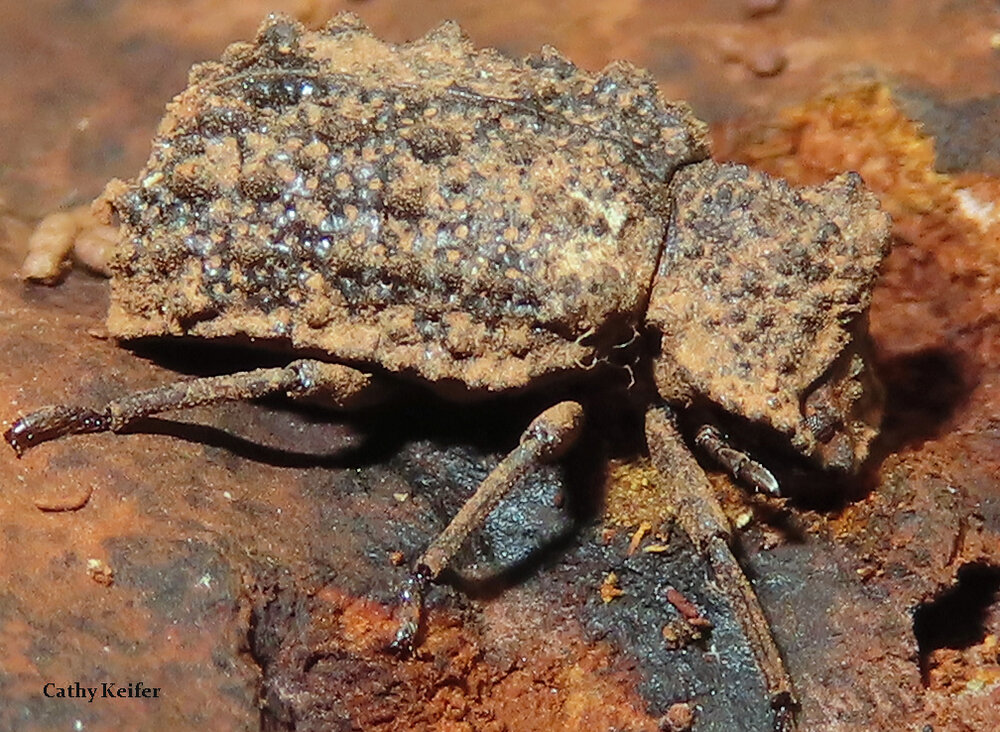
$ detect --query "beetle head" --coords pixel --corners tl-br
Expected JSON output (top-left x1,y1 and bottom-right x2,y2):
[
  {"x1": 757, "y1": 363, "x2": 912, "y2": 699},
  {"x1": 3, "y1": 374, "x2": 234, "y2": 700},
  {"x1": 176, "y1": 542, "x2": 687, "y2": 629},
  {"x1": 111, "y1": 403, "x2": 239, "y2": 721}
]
[
  {"x1": 796, "y1": 316, "x2": 884, "y2": 471},
  {"x1": 646, "y1": 161, "x2": 891, "y2": 473}
]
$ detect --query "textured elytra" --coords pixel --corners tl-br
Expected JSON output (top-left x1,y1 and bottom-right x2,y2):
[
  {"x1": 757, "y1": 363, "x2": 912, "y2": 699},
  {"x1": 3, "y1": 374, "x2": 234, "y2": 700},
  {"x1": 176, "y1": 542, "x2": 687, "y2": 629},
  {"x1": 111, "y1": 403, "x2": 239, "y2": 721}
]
[{"x1": 101, "y1": 13, "x2": 708, "y2": 391}]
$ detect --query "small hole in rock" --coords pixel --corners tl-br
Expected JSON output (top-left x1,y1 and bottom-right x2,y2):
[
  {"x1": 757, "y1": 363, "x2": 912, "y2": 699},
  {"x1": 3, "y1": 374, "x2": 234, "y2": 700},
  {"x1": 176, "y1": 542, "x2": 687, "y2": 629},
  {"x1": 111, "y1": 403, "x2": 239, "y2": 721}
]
[{"x1": 912, "y1": 563, "x2": 1000, "y2": 686}]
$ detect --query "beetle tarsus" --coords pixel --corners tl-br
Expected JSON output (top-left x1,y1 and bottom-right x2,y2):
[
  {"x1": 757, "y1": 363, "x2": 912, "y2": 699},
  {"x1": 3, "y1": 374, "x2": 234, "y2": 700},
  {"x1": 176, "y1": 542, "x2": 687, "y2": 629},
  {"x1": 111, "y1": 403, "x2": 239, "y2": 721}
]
[
  {"x1": 772, "y1": 697, "x2": 798, "y2": 732},
  {"x1": 387, "y1": 563, "x2": 431, "y2": 656},
  {"x1": 704, "y1": 535, "x2": 797, "y2": 726},
  {"x1": 5, "y1": 405, "x2": 111, "y2": 457}
]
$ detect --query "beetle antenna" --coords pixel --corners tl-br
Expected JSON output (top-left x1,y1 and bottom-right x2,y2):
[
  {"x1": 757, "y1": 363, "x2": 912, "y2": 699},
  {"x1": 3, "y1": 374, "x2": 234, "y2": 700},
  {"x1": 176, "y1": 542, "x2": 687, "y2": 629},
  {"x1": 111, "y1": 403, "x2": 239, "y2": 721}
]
[{"x1": 695, "y1": 424, "x2": 781, "y2": 497}]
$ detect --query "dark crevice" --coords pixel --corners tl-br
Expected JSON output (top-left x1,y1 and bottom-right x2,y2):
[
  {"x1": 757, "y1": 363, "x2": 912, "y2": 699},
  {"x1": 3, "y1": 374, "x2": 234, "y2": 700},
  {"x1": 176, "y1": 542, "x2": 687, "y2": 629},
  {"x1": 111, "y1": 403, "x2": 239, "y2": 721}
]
[
  {"x1": 913, "y1": 563, "x2": 1000, "y2": 685},
  {"x1": 876, "y1": 347, "x2": 973, "y2": 454}
]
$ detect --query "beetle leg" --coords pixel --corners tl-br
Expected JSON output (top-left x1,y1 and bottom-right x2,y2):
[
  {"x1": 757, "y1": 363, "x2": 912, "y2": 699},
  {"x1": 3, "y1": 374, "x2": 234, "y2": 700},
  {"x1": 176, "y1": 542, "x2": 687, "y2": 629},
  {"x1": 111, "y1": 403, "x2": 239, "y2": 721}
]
[
  {"x1": 645, "y1": 408, "x2": 797, "y2": 729},
  {"x1": 5, "y1": 360, "x2": 372, "y2": 456},
  {"x1": 695, "y1": 424, "x2": 781, "y2": 497},
  {"x1": 390, "y1": 400, "x2": 584, "y2": 654}
]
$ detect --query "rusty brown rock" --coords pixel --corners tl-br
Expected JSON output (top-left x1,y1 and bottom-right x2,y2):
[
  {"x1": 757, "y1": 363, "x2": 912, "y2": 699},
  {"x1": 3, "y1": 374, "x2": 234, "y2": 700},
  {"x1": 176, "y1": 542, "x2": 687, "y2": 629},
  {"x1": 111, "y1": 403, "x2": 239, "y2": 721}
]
[{"x1": 2, "y1": 3, "x2": 999, "y2": 732}]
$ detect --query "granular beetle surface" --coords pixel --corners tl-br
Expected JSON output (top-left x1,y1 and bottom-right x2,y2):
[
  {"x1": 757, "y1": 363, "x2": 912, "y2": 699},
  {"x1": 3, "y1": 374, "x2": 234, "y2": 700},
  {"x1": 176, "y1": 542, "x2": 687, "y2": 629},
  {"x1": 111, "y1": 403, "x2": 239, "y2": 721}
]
[
  {"x1": 100, "y1": 13, "x2": 710, "y2": 393},
  {"x1": 7, "y1": 13, "x2": 892, "y2": 730}
]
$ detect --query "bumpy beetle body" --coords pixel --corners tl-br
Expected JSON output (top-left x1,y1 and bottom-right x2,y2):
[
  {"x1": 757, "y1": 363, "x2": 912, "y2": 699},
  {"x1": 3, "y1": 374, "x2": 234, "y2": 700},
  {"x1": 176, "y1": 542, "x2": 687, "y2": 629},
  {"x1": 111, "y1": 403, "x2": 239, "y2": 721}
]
[
  {"x1": 8, "y1": 14, "x2": 891, "y2": 729},
  {"x1": 96, "y1": 14, "x2": 887, "y2": 471}
]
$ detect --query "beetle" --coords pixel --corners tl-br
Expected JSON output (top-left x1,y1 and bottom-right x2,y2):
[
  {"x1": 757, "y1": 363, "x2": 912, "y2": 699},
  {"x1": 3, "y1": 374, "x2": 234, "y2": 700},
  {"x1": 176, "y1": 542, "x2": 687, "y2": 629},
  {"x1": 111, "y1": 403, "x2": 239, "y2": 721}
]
[{"x1": 6, "y1": 13, "x2": 890, "y2": 729}]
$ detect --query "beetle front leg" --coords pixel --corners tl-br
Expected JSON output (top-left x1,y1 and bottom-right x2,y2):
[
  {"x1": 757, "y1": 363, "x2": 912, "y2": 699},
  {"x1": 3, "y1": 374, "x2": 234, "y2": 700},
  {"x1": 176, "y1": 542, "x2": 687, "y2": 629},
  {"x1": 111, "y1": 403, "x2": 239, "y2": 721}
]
[
  {"x1": 390, "y1": 401, "x2": 584, "y2": 654},
  {"x1": 646, "y1": 408, "x2": 797, "y2": 731},
  {"x1": 5, "y1": 360, "x2": 373, "y2": 456}
]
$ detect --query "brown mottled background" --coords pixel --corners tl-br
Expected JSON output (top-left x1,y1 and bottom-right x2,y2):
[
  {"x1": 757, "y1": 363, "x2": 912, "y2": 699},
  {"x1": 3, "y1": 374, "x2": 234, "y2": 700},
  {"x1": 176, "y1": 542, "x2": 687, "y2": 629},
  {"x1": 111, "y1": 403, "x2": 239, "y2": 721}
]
[{"x1": 1, "y1": 1, "x2": 998, "y2": 730}]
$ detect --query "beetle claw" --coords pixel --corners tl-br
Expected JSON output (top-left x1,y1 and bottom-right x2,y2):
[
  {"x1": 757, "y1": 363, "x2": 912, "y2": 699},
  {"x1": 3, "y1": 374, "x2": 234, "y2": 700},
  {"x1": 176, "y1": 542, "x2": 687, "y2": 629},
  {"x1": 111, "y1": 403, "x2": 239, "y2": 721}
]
[{"x1": 740, "y1": 458, "x2": 781, "y2": 498}]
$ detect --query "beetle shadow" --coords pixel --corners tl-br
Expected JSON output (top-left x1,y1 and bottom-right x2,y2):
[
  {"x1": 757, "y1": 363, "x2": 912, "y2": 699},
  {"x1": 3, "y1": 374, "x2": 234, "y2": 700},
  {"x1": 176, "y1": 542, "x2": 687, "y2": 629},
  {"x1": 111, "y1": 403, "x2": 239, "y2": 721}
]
[
  {"x1": 440, "y1": 531, "x2": 581, "y2": 602},
  {"x1": 122, "y1": 338, "x2": 629, "y2": 599},
  {"x1": 871, "y1": 346, "x2": 974, "y2": 458},
  {"x1": 119, "y1": 339, "x2": 579, "y2": 470},
  {"x1": 118, "y1": 339, "x2": 646, "y2": 476},
  {"x1": 123, "y1": 380, "x2": 613, "y2": 474},
  {"x1": 434, "y1": 414, "x2": 614, "y2": 601},
  {"x1": 124, "y1": 412, "x2": 367, "y2": 469}
]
